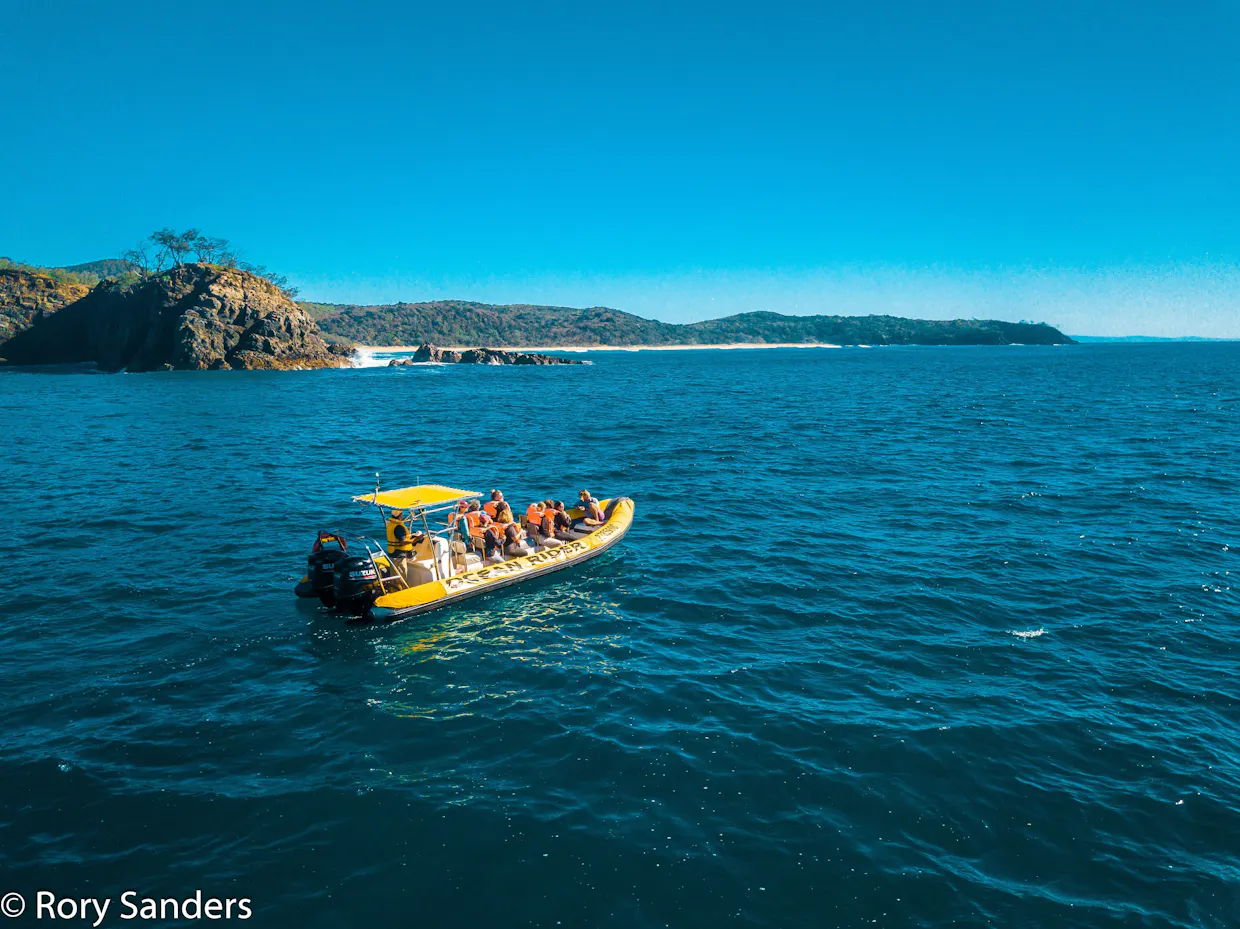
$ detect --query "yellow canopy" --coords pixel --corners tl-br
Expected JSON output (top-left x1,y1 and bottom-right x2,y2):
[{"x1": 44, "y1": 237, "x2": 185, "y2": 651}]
[{"x1": 353, "y1": 484, "x2": 480, "y2": 510}]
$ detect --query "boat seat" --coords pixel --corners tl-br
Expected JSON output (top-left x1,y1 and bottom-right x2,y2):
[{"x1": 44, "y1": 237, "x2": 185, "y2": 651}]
[
  {"x1": 405, "y1": 558, "x2": 439, "y2": 585},
  {"x1": 453, "y1": 552, "x2": 483, "y2": 573},
  {"x1": 504, "y1": 541, "x2": 535, "y2": 559}
]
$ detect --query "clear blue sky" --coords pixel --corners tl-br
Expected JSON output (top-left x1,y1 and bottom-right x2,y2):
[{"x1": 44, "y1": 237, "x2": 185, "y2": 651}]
[{"x1": 3, "y1": 0, "x2": 1239, "y2": 335}]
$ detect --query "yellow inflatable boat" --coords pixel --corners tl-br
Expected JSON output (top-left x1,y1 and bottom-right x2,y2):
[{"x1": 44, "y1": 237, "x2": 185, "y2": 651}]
[{"x1": 294, "y1": 483, "x2": 634, "y2": 623}]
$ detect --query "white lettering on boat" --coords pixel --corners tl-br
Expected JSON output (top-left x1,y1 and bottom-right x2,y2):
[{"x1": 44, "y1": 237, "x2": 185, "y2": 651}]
[{"x1": 441, "y1": 516, "x2": 624, "y2": 594}]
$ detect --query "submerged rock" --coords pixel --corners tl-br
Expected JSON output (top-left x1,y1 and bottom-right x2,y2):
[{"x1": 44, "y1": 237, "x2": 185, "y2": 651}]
[
  {"x1": 0, "y1": 265, "x2": 345, "y2": 372},
  {"x1": 409, "y1": 343, "x2": 583, "y2": 365}
]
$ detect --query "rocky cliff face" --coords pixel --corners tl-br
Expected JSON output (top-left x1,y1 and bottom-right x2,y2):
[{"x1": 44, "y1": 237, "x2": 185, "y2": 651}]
[
  {"x1": 0, "y1": 269, "x2": 91, "y2": 349},
  {"x1": 389, "y1": 343, "x2": 584, "y2": 366},
  {"x1": 0, "y1": 265, "x2": 348, "y2": 371}
]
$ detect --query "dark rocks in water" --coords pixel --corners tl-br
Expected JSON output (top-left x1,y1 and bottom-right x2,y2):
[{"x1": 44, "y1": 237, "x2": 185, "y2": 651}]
[
  {"x1": 404, "y1": 343, "x2": 584, "y2": 366},
  {"x1": 0, "y1": 264, "x2": 346, "y2": 372}
]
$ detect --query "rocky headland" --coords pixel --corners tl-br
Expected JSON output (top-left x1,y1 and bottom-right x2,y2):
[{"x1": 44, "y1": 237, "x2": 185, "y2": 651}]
[
  {"x1": 0, "y1": 264, "x2": 349, "y2": 371},
  {"x1": 2, "y1": 254, "x2": 1077, "y2": 374},
  {"x1": 387, "y1": 343, "x2": 585, "y2": 366},
  {"x1": 0, "y1": 269, "x2": 92, "y2": 346}
]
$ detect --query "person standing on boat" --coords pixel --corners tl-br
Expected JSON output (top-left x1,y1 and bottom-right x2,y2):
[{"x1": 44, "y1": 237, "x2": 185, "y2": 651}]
[{"x1": 386, "y1": 509, "x2": 415, "y2": 557}]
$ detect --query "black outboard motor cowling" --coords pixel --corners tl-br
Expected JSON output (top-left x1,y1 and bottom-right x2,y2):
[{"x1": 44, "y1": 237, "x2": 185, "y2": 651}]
[
  {"x1": 308, "y1": 547, "x2": 348, "y2": 606},
  {"x1": 296, "y1": 531, "x2": 350, "y2": 605},
  {"x1": 333, "y1": 555, "x2": 401, "y2": 615}
]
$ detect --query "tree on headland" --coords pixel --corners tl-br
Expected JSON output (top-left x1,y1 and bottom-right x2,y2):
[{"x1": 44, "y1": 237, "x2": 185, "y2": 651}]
[
  {"x1": 194, "y1": 236, "x2": 235, "y2": 266},
  {"x1": 150, "y1": 228, "x2": 203, "y2": 269},
  {"x1": 121, "y1": 229, "x2": 297, "y2": 298},
  {"x1": 121, "y1": 242, "x2": 156, "y2": 276}
]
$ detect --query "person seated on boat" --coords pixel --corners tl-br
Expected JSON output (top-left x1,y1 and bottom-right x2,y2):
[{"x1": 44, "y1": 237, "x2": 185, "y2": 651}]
[
  {"x1": 386, "y1": 509, "x2": 415, "y2": 557},
  {"x1": 528, "y1": 499, "x2": 563, "y2": 548},
  {"x1": 447, "y1": 498, "x2": 471, "y2": 528},
  {"x1": 571, "y1": 489, "x2": 605, "y2": 529},
  {"x1": 525, "y1": 501, "x2": 547, "y2": 534},
  {"x1": 494, "y1": 502, "x2": 535, "y2": 558},
  {"x1": 548, "y1": 503, "x2": 585, "y2": 540},
  {"x1": 463, "y1": 503, "x2": 496, "y2": 555},
  {"x1": 483, "y1": 489, "x2": 505, "y2": 518},
  {"x1": 538, "y1": 499, "x2": 558, "y2": 536},
  {"x1": 551, "y1": 500, "x2": 576, "y2": 539}
]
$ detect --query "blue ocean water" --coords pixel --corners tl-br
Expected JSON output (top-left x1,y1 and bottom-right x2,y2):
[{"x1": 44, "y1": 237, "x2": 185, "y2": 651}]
[{"x1": 1, "y1": 344, "x2": 1237, "y2": 928}]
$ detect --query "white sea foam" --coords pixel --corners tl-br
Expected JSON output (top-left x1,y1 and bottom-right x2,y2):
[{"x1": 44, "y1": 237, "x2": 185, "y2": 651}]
[
  {"x1": 1009, "y1": 628, "x2": 1047, "y2": 639},
  {"x1": 349, "y1": 347, "x2": 386, "y2": 368},
  {"x1": 350, "y1": 348, "x2": 443, "y2": 369}
]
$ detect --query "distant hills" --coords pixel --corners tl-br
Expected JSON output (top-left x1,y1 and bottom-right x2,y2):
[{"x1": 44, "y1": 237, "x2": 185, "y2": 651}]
[
  {"x1": 1070, "y1": 335, "x2": 1237, "y2": 343},
  {"x1": 60, "y1": 258, "x2": 140, "y2": 278},
  {"x1": 0, "y1": 256, "x2": 138, "y2": 287},
  {"x1": 2, "y1": 256, "x2": 1077, "y2": 349},
  {"x1": 305, "y1": 300, "x2": 1075, "y2": 347}
]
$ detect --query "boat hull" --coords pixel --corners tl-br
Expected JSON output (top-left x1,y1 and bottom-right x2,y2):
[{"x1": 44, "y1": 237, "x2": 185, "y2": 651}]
[{"x1": 365, "y1": 497, "x2": 634, "y2": 623}]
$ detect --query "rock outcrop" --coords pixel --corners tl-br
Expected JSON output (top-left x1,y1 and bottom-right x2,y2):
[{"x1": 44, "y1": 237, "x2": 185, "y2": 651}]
[
  {"x1": 0, "y1": 265, "x2": 347, "y2": 371},
  {"x1": 0, "y1": 269, "x2": 91, "y2": 349},
  {"x1": 387, "y1": 343, "x2": 584, "y2": 366}
]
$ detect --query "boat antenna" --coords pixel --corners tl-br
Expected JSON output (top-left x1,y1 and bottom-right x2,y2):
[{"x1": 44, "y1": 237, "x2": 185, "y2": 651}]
[{"x1": 373, "y1": 472, "x2": 380, "y2": 503}]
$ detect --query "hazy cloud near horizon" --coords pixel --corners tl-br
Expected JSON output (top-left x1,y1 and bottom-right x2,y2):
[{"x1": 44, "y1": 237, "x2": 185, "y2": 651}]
[{"x1": 295, "y1": 263, "x2": 1240, "y2": 339}]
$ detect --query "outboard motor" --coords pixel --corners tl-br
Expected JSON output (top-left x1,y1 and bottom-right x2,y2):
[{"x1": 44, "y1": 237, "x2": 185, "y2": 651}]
[
  {"x1": 306, "y1": 531, "x2": 349, "y2": 606},
  {"x1": 333, "y1": 552, "x2": 402, "y2": 615},
  {"x1": 295, "y1": 531, "x2": 350, "y2": 606}
]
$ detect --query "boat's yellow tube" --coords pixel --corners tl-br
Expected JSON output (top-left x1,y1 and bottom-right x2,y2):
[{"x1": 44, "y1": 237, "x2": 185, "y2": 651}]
[{"x1": 368, "y1": 497, "x2": 634, "y2": 621}]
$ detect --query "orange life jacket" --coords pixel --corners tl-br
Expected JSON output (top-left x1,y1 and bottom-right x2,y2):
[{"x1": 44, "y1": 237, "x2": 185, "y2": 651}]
[
  {"x1": 526, "y1": 504, "x2": 544, "y2": 524},
  {"x1": 483, "y1": 500, "x2": 500, "y2": 518}
]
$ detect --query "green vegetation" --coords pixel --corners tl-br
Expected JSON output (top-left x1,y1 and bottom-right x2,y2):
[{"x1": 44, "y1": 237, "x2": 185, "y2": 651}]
[
  {"x1": 0, "y1": 257, "x2": 122, "y2": 287},
  {"x1": 4, "y1": 228, "x2": 298, "y2": 299},
  {"x1": 122, "y1": 229, "x2": 299, "y2": 298},
  {"x1": 306, "y1": 299, "x2": 1074, "y2": 347}
]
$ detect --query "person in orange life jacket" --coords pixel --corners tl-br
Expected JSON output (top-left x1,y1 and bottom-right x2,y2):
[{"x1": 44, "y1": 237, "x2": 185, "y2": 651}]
[
  {"x1": 537, "y1": 499, "x2": 559, "y2": 538},
  {"x1": 525, "y1": 501, "x2": 547, "y2": 536},
  {"x1": 447, "y1": 498, "x2": 471, "y2": 529},
  {"x1": 483, "y1": 489, "x2": 504, "y2": 518},
  {"x1": 528, "y1": 499, "x2": 563, "y2": 548},
  {"x1": 571, "y1": 489, "x2": 604, "y2": 529},
  {"x1": 463, "y1": 503, "x2": 500, "y2": 559},
  {"x1": 463, "y1": 500, "x2": 486, "y2": 536},
  {"x1": 494, "y1": 503, "x2": 534, "y2": 557}
]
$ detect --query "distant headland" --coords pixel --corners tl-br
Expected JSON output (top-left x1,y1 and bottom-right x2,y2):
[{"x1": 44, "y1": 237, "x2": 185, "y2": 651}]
[
  {"x1": 1, "y1": 232, "x2": 1075, "y2": 370},
  {"x1": 306, "y1": 299, "x2": 1074, "y2": 348}
]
